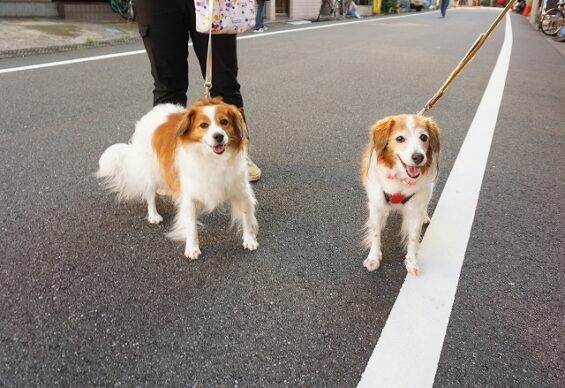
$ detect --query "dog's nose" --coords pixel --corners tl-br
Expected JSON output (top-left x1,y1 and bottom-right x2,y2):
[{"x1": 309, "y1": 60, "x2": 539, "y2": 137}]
[
  {"x1": 213, "y1": 133, "x2": 224, "y2": 143},
  {"x1": 411, "y1": 153, "x2": 424, "y2": 164}
]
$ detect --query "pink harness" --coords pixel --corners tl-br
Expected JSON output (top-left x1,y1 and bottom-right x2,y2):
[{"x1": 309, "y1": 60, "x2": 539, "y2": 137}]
[{"x1": 386, "y1": 172, "x2": 417, "y2": 186}]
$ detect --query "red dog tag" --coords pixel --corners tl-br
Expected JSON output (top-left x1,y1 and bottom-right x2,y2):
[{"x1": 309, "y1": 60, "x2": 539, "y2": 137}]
[{"x1": 388, "y1": 193, "x2": 406, "y2": 204}]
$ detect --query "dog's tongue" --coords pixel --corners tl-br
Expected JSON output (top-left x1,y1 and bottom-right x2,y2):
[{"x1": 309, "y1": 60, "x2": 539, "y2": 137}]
[
  {"x1": 406, "y1": 165, "x2": 421, "y2": 178},
  {"x1": 213, "y1": 144, "x2": 225, "y2": 155}
]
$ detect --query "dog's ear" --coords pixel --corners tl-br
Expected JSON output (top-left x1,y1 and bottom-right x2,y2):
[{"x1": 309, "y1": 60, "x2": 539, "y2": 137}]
[
  {"x1": 371, "y1": 117, "x2": 395, "y2": 154},
  {"x1": 228, "y1": 105, "x2": 249, "y2": 141},
  {"x1": 425, "y1": 117, "x2": 441, "y2": 156},
  {"x1": 176, "y1": 108, "x2": 197, "y2": 137}
]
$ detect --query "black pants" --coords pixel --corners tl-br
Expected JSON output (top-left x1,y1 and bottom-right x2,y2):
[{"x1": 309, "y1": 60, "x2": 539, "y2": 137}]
[{"x1": 135, "y1": 0, "x2": 243, "y2": 108}]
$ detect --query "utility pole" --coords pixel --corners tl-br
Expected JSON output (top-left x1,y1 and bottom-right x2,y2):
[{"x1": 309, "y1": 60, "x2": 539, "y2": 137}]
[{"x1": 529, "y1": 0, "x2": 541, "y2": 24}]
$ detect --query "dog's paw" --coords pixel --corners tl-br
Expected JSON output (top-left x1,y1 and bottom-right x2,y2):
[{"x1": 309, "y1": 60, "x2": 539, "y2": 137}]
[
  {"x1": 405, "y1": 258, "x2": 420, "y2": 276},
  {"x1": 184, "y1": 246, "x2": 201, "y2": 260},
  {"x1": 156, "y1": 188, "x2": 170, "y2": 196},
  {"x1": 147, "y1": 213, "x2": 163, "y2": 224},
  {"x1": 363, "y1": 257, "x2": 381, "y2": 272},
  {"x1": 243, "y1": 236, "x2": 258, "y2": 251}
]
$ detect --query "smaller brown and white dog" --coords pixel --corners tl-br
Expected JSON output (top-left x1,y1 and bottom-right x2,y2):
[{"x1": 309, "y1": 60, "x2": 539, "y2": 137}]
[
  {"x1": 361, "y1": 114, "x2": 440, "y2": 275},
  {"x1": 97, "y1": 98, "x2": 258, "y2": 259}
]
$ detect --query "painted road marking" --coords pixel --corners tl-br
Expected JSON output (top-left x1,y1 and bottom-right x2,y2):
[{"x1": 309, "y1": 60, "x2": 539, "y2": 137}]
[
  {"x1": 0, "y1": 12, "x2": 429, "y2": 75},
  {"x1": 357, "y1": 14, "x2": 513, "y2": 388},
  {"x1": 0, "y1": 49, "x2": 147, "y2": 75}
]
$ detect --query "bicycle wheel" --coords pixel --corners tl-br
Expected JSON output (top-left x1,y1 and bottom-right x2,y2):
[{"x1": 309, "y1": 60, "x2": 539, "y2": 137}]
[
  {"x1": 541, "y1": 9, "x2": 564, "y2": 36},
  {"x1": 334, "y1": 0, "x2": 345, "y2": 19},
  {"x1": 110, "y1": 0, "x2": 130, "y2": 20}
]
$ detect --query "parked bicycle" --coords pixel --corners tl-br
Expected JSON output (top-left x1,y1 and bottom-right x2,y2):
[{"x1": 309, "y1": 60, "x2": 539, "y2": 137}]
[
  {"x1": 317, "y1": 0, "x2": 345, "y2": 21},
  {"x1": 110, "y1": 0, "x2": 135, "y2": 22},
  {"x1": 540, "y1": 0, "x2": 564, "y2": 36}
]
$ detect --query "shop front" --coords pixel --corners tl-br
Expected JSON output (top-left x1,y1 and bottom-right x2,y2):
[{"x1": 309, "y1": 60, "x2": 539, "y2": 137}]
[{"x1": 264, "y1": 0, "x2": 382, "y2": 22}]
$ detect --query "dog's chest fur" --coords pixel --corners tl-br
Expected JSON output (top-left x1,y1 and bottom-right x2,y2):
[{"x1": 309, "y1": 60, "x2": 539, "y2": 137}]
[{"x1": 175, "y1": 145, "x2": 248, "y2": 211}]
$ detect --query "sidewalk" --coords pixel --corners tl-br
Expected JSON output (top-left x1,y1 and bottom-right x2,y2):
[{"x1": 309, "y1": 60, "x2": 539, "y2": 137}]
[
  {"x1": 0, "y1": 18, "x2": 140, "y2": 59},
  {"x1": 0, "y1": 16, "x2": 290, "y2": 59}
]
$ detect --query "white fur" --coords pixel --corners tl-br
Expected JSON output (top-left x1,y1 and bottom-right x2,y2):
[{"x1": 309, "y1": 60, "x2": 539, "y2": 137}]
[
  {"x1": 363, "y1": 115, "x2": 438, "y2": 276},
  {"x1": 97, "y1": 103, "x2": 258, "y2": 259}
]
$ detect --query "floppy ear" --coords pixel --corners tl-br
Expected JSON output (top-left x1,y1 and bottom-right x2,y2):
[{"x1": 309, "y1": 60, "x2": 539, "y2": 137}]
[
  {"x1": 228, "y1": 105, "x2": 249, "y2": 141},
  {"x1": 371, "y1": 117, "x2": 395, "y2": 154},
  {"x1": 176, "y1": 108, "x2": 196, "y2": 137},
  {"x1": 426, "y1": 117, "x2": 441, "y2": 156}
]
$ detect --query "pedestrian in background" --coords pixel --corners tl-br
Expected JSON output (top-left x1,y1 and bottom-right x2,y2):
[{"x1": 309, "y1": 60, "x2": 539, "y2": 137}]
[
  {"x1": 134, "y1": 0, "x2": 262, "y2": 182},
  {"x1": 254, "y1": 0, "x2": 268, "y2": 33},
  {"x1": 440, "y1": 0, "x2": 449, "y2": 17}
]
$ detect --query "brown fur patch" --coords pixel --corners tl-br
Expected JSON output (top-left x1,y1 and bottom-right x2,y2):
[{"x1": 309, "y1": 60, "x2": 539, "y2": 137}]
[
  {"x1": 152, "y1": 112, "x2": 185, "y2": 193},
  {"x1": 370, "y1": 115, "x2": 401, "y2": 170},
  {"x1": 360, "y1": 145, "x2": 370, "y2": 184}
]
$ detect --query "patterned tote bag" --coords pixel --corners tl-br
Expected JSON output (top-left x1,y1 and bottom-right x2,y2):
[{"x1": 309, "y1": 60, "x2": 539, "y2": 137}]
[{"x1": 195, "y1": 0, "x2": 256, "y2": 34}]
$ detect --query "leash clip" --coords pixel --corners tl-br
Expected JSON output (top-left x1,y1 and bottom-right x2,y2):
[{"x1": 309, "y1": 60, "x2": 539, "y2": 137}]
[{"x1": 204, "y1": 81, "x2": 212, "y2": 99}]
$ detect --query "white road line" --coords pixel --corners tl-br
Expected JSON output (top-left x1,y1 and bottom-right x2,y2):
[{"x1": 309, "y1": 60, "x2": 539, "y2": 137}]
[
  {"x1": 0, "y1": 49, "x2": 147, "y2": 74},
  {"x1": 0, "y1": 12, "x2": 428, "y2": 75},
  {"x1": 357, "y1": 14, "x2": 513, "y2": 388}
]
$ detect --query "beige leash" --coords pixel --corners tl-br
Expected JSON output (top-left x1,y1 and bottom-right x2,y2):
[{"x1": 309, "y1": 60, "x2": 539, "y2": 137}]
[
  {"x1": 204, "y1": 0, "x2": 214, "y2": 98},
  {"x1": 417, "y1": 0, "x2": 516, "y2": 115}
]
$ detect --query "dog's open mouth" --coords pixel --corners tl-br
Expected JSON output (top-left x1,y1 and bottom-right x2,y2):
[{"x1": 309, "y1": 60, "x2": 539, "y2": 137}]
[
  {"x1": 212, "y1": 144, "x2": 225, "y2": 155},
  {"x1": 399, "y1": 157, "x2": 421, "y2": 179}
]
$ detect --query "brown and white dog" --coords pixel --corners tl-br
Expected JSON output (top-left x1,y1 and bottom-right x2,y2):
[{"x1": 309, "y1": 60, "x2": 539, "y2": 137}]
[
  {"x1": 97, "y1": 98, "x2": 258, "y2": 259},
  {"x1": 361, "y1": 114, "x2": 440, "y2": 275}
]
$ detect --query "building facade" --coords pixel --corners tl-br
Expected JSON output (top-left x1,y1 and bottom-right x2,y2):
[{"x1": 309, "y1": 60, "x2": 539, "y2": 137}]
[
  {"x1": 0, "y1": 0, "x2": 365, "y2": 20},
  {"x1": 264, "y1": 0, "x2": 326, "y2": 21}
]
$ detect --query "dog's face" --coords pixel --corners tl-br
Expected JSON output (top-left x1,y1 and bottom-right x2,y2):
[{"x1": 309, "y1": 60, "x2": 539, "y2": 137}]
[
  {"x1": 177, "y1": 97, "x2": 248, "y2": 156},
  {"x1": 371, "y1": 114, "x2": 440, "y2": 179}
]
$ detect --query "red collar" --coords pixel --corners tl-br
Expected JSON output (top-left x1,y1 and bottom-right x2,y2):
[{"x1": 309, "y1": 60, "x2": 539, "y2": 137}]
[{"x1": 384, "y1": 192, "x2": 415, "y2": 204}]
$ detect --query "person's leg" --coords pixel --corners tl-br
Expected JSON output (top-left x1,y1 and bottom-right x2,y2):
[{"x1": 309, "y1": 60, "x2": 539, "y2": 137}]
[
  {"x1": 255, "y1": 0, "x2": 266, "y2": 30},
  {"x1": 441, "y1": 0, "x2": 448, "y2": 17},
  {"x1": 134, "y1": 0, "x2": 190, "y2": 106}
]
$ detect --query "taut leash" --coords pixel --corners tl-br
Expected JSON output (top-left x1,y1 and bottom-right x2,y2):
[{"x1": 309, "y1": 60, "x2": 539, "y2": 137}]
[
  {"x1": 366, "y1": 4, "x2": 513, "y2": 180},
  {"x1": 417, "y1": 0, "x2": 516, "y2": 115}
]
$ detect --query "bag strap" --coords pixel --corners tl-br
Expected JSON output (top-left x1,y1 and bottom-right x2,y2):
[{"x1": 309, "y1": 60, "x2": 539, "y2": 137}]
[{"x1": 204, "y1": 0, "x2": 213, "y2": 98}]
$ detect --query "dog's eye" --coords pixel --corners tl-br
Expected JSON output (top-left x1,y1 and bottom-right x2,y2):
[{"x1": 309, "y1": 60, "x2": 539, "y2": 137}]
[
  {"x1": 395, "y1": 136, "x2": 405, "y2": 143},
  {"x1": 420, "y1": 134, "x2": 428, "y2": 142},
  {"x1": 219, "y1": 118, "x2": 229, "y2": 126},
  {"x1": 199, "y1": 122, "x2": 209, "y2": 129}
]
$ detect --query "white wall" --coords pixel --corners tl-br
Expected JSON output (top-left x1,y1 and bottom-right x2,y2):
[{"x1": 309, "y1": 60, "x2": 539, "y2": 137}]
[
  {"x1": 290, "y1": 0, "x2": 321, "y2": 19},
  {"x1": 0, "y1": 1, "x2": 58, "y2": 17}
]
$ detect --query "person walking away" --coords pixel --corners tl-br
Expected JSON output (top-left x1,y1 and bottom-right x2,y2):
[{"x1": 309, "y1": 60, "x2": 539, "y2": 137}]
[
  {"x1": 134, "y1": 0, "x2": 262, "y2": 181},
  {"x1": 440, "y1": 0, "x2": 449, "y2": 17},
  {"x1": 254, "y1": 0, "x2": 268, "y2": 33}
]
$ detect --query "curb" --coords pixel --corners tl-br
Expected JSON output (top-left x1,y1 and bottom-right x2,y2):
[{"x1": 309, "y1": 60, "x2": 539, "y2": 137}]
[
  {"x1": 0, "y1": 13, "x2": 426, "y2": 60},
  {"x1": 0, "y1": 17, "x2": 292, "y2": 60},
  {"x1": 0, "y1": 36, "x2": 142, "y2": 59}
]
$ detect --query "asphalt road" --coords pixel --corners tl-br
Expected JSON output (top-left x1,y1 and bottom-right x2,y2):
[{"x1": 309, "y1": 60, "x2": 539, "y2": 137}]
[{"x1": 1, "y1": 9, "x2": 564, "y2": 387}]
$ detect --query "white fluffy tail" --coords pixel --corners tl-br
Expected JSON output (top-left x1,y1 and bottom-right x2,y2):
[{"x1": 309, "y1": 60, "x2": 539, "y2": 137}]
[{"x1": 96, "y1": 143, "x2": 154, "y2": 202}]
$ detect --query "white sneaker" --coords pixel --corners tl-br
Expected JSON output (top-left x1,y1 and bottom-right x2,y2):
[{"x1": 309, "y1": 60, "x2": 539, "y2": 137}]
[
  {"x1": 247, "y1": 158, "x2": 261, "y2": 182},
  {"x1": 253, "y1": 28, "x2": 264, "y2": 33}
]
